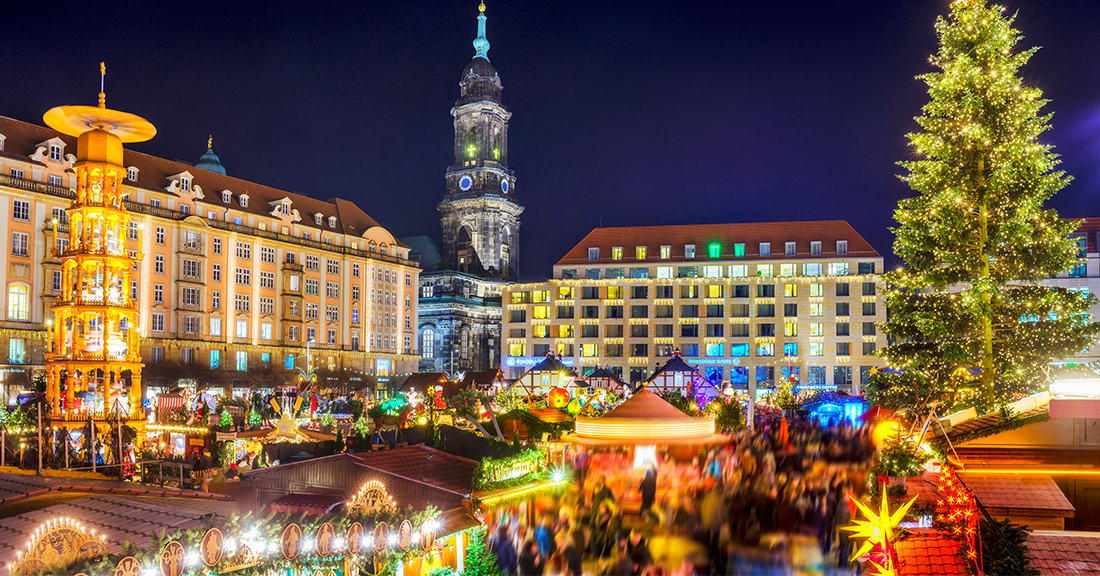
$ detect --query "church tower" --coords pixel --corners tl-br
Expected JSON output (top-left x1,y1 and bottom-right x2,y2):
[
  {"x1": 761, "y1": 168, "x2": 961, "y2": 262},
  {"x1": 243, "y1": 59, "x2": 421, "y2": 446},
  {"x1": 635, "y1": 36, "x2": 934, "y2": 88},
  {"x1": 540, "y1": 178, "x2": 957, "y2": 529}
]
[{"x1": 439, "y1": 1, "x2": 524, "y2": 280}]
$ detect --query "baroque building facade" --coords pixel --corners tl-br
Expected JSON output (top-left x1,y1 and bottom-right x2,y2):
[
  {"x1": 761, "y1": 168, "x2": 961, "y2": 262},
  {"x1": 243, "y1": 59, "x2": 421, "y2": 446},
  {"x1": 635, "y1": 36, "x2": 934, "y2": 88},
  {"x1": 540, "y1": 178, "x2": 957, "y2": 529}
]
[
  {"x1": 0, "y1": 115, "x2": 419, "y2": 404},
  {"x1": 502, "y1": 222, "x2": 888, "y2": 397},
  {"x1": 408, "y1": 2, "x2": 522, "y2": 374}
]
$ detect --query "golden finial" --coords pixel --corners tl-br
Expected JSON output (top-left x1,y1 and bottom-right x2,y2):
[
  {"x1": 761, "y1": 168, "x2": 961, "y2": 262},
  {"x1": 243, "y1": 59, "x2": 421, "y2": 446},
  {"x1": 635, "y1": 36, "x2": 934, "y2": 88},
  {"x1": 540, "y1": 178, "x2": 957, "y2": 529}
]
[
  {"x1": 98, "y1": 62, "x2": 106, "y2": 109},
  {"x1": 479, "y1": 1, "x2": 486, "y2": 13},
  {"x1": 208, "y1": 135, "x2": 213, "y2": 149}
]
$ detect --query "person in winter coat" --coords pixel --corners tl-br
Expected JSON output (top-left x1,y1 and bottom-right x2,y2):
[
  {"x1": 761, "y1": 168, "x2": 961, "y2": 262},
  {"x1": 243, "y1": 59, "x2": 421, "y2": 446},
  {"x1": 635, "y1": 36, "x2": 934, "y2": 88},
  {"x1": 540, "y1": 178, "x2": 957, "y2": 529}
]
[
  {"x1": 490, "y1": 524, "x2": 518, "y2": 576},
  {"x1": 639, "y1": 468, "x2": 657, "y2": 514},
  {"x1": 518, "y1": 540, "x2": 544, "y2": 576}
]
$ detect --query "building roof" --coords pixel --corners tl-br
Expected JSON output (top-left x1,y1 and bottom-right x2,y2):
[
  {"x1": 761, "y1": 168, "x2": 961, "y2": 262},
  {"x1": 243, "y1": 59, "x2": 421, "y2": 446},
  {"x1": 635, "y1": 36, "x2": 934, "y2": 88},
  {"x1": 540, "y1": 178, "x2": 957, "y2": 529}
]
[
  {"x1": 580, "y1": 367, "x2": 628, "y2": 390},
  {"x1": 0, "y1": 115, "x2": 403, "y2": 247},
  {"x1": 926, "y1": 401, "x2": 1051, "y2": 445},
  {"x1": 1027, "y1": 530, "x2": 1100, "y2": 576},
  {"x1": 397, "y1": 373, "x2": 450, "y2": 394},
  {"x1": 555, "y1": 221, "x2": 880, "y2": 267},
  {"x1": 460, "y1": 370, "x2": 504, "y2": 388},
  {"x1": 0, "y1": 495, "x2": 238, "y2": 572},
  {"x1": 893, "y1": 529, "x2": 968, "y2": 576},
  {"x1": 904, "y1": 472, "x2": 1074, "y2": 514},
  {"x1": 1070, "y1": 217, "x2": 1100, "y2": 253},
  {"x1": 401, "y1": 235, "x2": 442, "y2": 271},
  {"x1": 351, "y1": 445, "x2": 478, "y2": 496},
  {"x1": 194, "y1": 141, "x2": 226, "y2": 174}
]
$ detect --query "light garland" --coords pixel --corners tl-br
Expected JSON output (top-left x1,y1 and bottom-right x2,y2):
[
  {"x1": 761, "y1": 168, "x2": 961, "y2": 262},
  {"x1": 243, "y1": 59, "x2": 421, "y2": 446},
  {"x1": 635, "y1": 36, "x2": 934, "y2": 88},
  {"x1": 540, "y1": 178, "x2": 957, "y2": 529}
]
[
  {"x1": 145, "y1": 424, "x2": 209, "y2": 434},
  {"x1": 477, "y1": 478, "x2": 569, "y2": 507},
  {"x1": 937, "y1": 465, "x2": 982, "y2": 573}
]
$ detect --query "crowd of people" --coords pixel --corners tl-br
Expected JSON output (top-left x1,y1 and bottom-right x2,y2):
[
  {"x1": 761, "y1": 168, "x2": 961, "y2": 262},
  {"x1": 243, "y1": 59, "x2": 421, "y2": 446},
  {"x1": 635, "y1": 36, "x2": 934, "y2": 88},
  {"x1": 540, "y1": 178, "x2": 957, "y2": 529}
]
[{"x1": 485, "y1": 414, "x2": 876, "y2": 576}]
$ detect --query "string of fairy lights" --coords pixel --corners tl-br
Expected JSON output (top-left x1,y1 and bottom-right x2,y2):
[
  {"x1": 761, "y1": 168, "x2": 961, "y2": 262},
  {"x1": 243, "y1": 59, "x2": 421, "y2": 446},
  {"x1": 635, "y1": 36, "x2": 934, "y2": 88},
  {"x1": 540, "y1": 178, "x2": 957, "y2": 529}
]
[{"x1": 879, "y1": 0, "x2": 1099, "y2": 411}]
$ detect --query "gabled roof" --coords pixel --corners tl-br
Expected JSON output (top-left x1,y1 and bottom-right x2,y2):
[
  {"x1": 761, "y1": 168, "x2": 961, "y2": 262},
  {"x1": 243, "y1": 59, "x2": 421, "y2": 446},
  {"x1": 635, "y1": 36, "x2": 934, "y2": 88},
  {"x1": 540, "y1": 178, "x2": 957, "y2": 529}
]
[
  {"x1": 893, "y1": 529, "x2": 967, "y2": 576},
  {"x1": 351, "y1": 445, "x2": 478, "y2": 496},
  {"x1": 460, "y1": 370, "x2": 503, "y2": 388},
  {"x1": 581, "y1": 367, "x2": 627, "y2": 389},
  {"x1": 524, "y1": 355, "x2": 577, "y2": 376},
  {"x1": 904, "y1": 472, "x2": 1074, "y2": 514},
  {"x1": 1027, "y1": 530, "x2": 1100, "y2": 576},
  {"x1": 397, "y1": 373, "x2": 449, "y2": 393},
  {"x1": 556, "y1": 221, "x2": 880, "y2": 266}
]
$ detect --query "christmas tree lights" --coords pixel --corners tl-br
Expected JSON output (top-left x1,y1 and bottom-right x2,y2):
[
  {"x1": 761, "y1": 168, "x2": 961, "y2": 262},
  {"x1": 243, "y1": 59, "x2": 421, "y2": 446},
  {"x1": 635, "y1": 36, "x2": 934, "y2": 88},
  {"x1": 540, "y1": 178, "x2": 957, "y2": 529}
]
[{"x1": 877, "y1": 0, "x2": 1100, "y2": 413}]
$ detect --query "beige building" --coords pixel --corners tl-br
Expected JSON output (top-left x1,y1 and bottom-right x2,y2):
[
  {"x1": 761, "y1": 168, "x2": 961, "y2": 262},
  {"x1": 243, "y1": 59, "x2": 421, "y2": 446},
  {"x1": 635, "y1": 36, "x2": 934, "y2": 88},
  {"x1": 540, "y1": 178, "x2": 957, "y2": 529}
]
[
  {"x1": 0, "y1": 115, "x2": 419, "y2": 403},
  {"x1": 502, "y1": 222, "x2": 887, "y2": 397}
]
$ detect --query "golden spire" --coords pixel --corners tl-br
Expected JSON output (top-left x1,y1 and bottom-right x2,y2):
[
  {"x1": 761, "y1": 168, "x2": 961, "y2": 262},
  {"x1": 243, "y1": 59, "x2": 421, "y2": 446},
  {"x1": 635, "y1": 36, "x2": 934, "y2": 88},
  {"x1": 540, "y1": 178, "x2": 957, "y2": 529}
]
[
  {"x1": 208, "y1": 135, "x2": 213, "y2": 149},
  {"x1": 98, "y1": 62, "x2": 106, "y2": 109},
  {"x1": 479, "y1": 1, "x2": 486, "y2": 13}
]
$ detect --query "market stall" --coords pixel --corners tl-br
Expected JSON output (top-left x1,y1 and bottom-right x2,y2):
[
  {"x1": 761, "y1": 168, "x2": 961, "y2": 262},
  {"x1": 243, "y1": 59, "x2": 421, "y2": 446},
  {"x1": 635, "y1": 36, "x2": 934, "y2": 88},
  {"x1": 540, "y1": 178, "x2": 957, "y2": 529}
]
[{"x1": 563, "y1": 388, "x2": 729, "y2": 516}]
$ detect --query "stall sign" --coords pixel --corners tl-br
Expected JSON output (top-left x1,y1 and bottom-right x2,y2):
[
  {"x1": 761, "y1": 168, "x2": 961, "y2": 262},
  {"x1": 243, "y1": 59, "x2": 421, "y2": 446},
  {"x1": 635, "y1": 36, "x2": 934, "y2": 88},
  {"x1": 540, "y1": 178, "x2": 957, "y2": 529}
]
[
  {"x1": 189, "y1": 439, "x2": 205, "y2": 446},
  {"x1": 216, "y1": 432, "x2": 237, "y2": 441},
  {"x1": 485, "y1": 459, "x2": 538, "y2": 484}
]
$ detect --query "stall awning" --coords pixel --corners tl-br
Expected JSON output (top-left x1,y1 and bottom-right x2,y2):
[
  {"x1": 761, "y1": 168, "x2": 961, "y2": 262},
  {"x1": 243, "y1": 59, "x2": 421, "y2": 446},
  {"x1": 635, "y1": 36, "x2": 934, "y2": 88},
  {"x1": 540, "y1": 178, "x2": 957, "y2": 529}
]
[{"x1": 157, "y1": 393, "x2": 185, "y2": 412}]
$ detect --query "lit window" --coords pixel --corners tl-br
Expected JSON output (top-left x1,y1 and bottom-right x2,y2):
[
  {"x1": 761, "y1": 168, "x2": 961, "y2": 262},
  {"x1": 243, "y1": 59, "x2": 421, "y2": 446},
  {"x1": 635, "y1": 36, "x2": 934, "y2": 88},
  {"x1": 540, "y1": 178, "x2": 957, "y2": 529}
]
[
  {"x1": 759, "y1": 243, "x2": 771, "y2": 257},
  {"x1": 708, "y1": 243, "x2": 721, "y2": 258},
  {"x1": 236, "y1": 320, "x2": 248, "y2": 338},
  {"x1": 236, "y1": 351, "x2": 248, "y2": 371},
  {"x1": 636, "y1": 246, "x2": 647, "y2": 260},
  {"x1": 611, "y1": 247, "x2": 623, "y2": 261},
  {"x1": 660, "y1": 245, "x2": 671, "y2": 259},
  {"x1": 210, "y1": 318, "x2": 222, "y2": 337},
  {"x1": 685, "y1": 244, "x2": 696, "y2": 258},
  {"x1": 6, "y1": 283, "x2": 29, "y2": 320}
]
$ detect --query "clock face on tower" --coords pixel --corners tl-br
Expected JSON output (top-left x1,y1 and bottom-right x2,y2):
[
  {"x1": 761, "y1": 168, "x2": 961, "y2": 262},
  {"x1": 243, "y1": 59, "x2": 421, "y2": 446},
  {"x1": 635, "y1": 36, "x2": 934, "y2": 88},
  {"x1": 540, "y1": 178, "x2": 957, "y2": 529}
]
[
  {"x1": 459, "y1": 175, "x2": 473, "y2": 191},
  {"x1": 501, "y1": 179, "x2": 509, "y2": 194}
]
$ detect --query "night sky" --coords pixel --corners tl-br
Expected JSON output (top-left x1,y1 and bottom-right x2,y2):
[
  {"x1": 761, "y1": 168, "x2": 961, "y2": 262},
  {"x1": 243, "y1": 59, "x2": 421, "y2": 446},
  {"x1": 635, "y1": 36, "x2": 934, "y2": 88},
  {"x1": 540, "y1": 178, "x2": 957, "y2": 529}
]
[{"x1": 3, "y1": 1, "x2": 1100, "y2": 280}]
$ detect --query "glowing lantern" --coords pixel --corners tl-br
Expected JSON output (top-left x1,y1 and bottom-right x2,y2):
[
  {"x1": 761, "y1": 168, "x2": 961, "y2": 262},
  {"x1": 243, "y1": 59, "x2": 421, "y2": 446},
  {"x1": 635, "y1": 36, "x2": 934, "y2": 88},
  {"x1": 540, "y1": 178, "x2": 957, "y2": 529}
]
[
  {"x1": 548, "y1": 387, "x2": 570, "y2": 408},
  {"x1": 872, "y1": 420, "x2": 902, "y2": 447}
]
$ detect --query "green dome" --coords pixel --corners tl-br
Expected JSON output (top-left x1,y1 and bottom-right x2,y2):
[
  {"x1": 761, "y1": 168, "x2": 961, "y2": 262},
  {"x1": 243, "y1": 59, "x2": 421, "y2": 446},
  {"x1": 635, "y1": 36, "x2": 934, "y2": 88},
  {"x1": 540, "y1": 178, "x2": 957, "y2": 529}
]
[{"x1": 195, "y1": 136, "x2": 226, "y2": 175}]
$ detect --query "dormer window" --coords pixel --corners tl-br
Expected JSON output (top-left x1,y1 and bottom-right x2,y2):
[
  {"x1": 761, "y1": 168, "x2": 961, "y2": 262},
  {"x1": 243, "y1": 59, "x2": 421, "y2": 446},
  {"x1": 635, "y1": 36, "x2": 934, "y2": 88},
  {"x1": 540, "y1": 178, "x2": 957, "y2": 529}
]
[
  {"x1": 281, "y1": 202, "x2": 291, "y2": 215},
  {"x1": 836, "y1": 240, "x2": 848, "y2": 255},
  {"x1": 49, "y1": 145, "x2": 62, "y2": 162},
  {"x1": 127, "y1": 167, "x2": 138, "y2": 181},
  {"x1": 0, "y1": 135, "x2": 5, "y2": 151},
  {"x1": 315, "y1": 213, "x2": 323, "y2": 225},
  {"x1": 328, "y1": 216, "x2": 337, "y2": 228},
  {"x1": 239, "y1": 194, "x2": 248, "y2": 208},
  {"x1": 221, "y1": 191, "x2": 231, "y2": 204},
  {"x1": 180, "y1": 177, "x2": 190, "y2": 192}
]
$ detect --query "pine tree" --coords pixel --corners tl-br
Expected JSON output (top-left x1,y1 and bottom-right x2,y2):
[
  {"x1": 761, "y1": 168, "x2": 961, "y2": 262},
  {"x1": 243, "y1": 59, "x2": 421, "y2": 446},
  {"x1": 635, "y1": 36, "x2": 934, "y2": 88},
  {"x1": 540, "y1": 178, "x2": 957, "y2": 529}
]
[
  {"x1": 462, "y1": 528, "x2": 502, "y2": 576},
  {"x1": 880, "y1": 0, "x2": 1100, "y2": 412}
]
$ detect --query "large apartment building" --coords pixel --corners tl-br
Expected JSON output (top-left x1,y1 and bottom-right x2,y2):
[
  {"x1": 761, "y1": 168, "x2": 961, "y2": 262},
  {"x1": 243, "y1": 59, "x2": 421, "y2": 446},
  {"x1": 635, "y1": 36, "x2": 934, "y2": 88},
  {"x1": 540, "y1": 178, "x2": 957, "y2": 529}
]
[
  {"x1": 1044, "y1": 217, "x2": 1100, "y2": 366},
  {"x1": 0, "y1": 116, "x2": 419, "y2": 403},
  {"x1": 501, "y1": 222, "x2": 888, "y2": 396}
]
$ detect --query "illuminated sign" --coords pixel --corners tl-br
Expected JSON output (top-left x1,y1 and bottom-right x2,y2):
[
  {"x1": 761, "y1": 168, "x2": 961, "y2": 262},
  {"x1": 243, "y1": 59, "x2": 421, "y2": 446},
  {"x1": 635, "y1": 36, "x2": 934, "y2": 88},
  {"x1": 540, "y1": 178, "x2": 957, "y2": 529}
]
[
  {"x1": 684, "y1": 358, "x2": 741, "y2": 365},
  {"x1": 505, "y1": 356, "x2": 576, "y2": 368}
]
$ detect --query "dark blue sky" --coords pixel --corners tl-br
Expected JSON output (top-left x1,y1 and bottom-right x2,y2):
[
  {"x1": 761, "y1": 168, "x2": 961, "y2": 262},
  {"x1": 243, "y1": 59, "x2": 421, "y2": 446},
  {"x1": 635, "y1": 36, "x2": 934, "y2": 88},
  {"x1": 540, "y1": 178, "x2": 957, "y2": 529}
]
[{"x1": 4, "y1": 1, "x2": 1100, "y2": 280}]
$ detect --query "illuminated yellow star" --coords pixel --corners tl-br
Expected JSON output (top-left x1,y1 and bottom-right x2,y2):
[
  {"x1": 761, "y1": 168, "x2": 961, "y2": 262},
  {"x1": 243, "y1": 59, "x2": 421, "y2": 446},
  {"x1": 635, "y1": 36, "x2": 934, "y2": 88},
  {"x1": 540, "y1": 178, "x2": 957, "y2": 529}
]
[{"x1": 841, "y1": 488, "x2": 918, "y2": 568}]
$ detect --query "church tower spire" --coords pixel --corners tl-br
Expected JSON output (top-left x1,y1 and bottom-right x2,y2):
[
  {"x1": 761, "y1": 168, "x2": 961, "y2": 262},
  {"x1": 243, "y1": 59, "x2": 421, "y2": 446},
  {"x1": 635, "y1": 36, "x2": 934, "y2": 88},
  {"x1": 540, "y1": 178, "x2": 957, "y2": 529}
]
[
  {"x1": 473, "y1": 2, "x2": 490, "y2": 61},
  {"x1": 438, "y1": 1, "x2": 523, "y2": 280}
]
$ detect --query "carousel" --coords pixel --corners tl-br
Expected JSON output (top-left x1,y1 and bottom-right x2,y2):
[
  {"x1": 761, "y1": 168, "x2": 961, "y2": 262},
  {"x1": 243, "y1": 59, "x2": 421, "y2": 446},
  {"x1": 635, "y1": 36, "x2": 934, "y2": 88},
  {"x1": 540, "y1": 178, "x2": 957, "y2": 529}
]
[{"x1": 564, "y1": 388, "x2": 729, "y2": 516}]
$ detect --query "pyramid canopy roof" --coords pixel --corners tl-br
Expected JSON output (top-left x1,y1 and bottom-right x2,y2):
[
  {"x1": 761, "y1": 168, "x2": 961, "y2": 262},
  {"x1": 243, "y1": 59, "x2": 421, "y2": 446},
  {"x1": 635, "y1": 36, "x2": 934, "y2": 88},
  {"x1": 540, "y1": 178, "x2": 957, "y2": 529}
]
[{"x1": 600, "y1": 389, "x2": 692, "y2": 420}]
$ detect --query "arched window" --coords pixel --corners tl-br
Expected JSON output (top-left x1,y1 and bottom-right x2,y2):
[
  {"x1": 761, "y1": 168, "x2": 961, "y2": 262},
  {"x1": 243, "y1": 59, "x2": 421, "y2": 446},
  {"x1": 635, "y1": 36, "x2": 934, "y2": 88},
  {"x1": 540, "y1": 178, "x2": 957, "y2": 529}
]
[
  {"x1": 7, "y1": 283, "x2": 29, "y2": 321},
  {"x1": 421, "y1": 327, "x2": 435, "y2": 359},
  {"x1": 461, "y1": 328, "x2": 471, "y2": 359}
]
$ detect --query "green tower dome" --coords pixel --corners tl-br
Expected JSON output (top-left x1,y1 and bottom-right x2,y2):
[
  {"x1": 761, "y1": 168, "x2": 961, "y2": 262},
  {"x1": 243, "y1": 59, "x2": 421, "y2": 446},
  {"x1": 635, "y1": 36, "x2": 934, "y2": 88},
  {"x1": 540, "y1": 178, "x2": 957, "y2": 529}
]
[{"x1": 195, "y1": 136, "x2": 226, "y2": 175}]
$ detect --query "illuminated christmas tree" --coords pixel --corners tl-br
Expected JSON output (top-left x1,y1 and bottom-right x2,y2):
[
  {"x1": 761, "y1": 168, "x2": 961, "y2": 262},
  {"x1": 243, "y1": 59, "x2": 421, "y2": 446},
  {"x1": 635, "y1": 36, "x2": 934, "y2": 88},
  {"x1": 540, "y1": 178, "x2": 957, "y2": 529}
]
[{"x1": 879, "y1": 0, "x2": 1100, "y2": 411}]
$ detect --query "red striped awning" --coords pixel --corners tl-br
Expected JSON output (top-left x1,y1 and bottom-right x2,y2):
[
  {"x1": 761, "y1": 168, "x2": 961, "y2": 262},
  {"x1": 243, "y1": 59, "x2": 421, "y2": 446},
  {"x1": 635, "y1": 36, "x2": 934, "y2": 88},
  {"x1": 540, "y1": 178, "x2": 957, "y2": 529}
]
[{"x1": 157, "y1": 393, "x2": 185, "y2": 412}]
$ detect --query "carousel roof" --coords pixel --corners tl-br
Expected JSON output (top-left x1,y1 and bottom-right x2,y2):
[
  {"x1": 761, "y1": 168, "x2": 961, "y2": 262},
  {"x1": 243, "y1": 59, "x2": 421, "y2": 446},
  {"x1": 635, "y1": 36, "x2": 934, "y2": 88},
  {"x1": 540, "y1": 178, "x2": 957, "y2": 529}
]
[{"x1": 567, "y1": 389, "x2": 729, "y2": 446}]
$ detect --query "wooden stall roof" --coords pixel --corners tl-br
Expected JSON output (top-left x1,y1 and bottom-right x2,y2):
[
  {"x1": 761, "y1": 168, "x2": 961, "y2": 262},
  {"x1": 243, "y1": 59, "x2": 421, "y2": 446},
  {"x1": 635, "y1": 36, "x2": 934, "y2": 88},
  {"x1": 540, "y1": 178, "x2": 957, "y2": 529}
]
[
  {"x1": 353, "y1": 445, "x2": 478, "y2": 496},
  {"x1": 1027, "y1": 530, "x2": 1100, "y2": 576},
  {"x1": 893, "y1": 529, "x2": 967, "y2": 576},
  {"x1": 0, "y1": 495, "x2": 239, "y2": 572},
  {"x1": 905, "y1": 471, "x2": 1074, "y2": 515}
]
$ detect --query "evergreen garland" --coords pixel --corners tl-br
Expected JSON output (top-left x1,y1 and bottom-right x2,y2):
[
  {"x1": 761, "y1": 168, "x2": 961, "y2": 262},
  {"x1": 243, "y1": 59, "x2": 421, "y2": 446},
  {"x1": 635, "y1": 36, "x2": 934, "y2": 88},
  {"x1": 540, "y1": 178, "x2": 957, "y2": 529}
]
[{"x1": 974, "y1": 517, "x2": 1039, "y2": 576}]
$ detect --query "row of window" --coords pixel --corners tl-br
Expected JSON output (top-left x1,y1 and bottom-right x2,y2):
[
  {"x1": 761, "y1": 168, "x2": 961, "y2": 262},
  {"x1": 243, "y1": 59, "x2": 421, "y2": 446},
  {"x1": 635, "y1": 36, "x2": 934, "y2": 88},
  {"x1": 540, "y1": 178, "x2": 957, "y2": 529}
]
[
  {"x1": 562, "y1": 261, "x2": 876, "y2": 280},
  {"x1": 507, "y1": 340, "x2": 875, "y2": 358},
  {"x1": 513, "y1": 281, "x2": 876, "y2": 303},
  {"x1": 591, "y1": 240, "x2": 850, "y2": 262},
  {"x1": 511, "y1": 302, "x2": 878, "y2": 322},
  {"x1": 511, "y1": 320, "x2": 877, "y2": 339}
]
